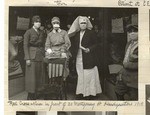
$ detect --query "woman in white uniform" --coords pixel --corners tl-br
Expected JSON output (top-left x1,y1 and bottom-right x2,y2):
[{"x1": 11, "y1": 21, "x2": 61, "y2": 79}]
[{"x1": 68, "y1": 16, "x2": 102, "y2": 99}]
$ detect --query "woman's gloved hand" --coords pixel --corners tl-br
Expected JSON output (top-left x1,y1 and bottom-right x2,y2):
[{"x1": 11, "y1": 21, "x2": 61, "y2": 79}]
[
  {"x1": 61, "y1": 53, "x2": 67, "y2": 58},
  {"x1": 26, "y1": 60, "x2": 31, "y2": 66},
  {"x1": 46, "y1": 48, "x2": 53, "y2": 54}
]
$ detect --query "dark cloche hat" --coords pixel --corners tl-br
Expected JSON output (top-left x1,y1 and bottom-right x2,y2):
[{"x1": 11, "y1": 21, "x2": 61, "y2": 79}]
[
  {"x1": 32, "y1": 15, "x2": 41, "y2": 24},
  {"x1": 126, "y1": 24, "x2": 138, "y2": 32}
]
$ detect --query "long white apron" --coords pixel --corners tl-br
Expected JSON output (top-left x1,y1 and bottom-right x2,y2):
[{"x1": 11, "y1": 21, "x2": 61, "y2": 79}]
[{"x1": 76, "y1": 31, "x2": 102, "y2": 97}]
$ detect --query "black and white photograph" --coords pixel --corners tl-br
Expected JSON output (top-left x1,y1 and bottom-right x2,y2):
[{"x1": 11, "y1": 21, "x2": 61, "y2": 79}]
[
  {"x1": 16, "y1": 111, "x2": 117, "y2": 115},
  {"x1": 146, "y1": 85, "x2": 150, "y2": 115},
  {"x1": 9, "y1": 7, "x2": 138, "y2": 100}
]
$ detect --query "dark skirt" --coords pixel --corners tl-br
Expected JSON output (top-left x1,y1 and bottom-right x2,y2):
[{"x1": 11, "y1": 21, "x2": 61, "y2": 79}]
[{"x1": 25, "y1": 61, "x2": 47, "y2": 93}]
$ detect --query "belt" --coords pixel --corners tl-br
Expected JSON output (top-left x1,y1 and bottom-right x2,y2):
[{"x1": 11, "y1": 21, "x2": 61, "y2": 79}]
[
  {"x1": 29, "y1": 44, "x2": 43, "y2": 48},
  {"x1": 52, "y1": 43, "x2": 65, "y2": 47}
]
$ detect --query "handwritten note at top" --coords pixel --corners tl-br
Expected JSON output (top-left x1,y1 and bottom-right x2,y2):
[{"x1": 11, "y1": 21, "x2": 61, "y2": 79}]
[
  {"x1": 53, "y1": 0, "x2": 67, "y2": 6},
  {"x1": 53, "y1": 0, "x2": 76, "y2": 5},
  {"x1": 118, "y1": 0, "x2": 150, "y2": 6},
  {"x1": 27, "y1": 0, "x2": 77, "y2": 6}
]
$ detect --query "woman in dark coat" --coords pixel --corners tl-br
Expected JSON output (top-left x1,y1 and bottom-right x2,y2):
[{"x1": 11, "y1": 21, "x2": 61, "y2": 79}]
[
  {"x1": 24, "y1": 15, "x2": 46, "y2": 100},
  {"x1": 68, "y1": 16, "x2": 102, "y2": 99},
  {"x1": 115, "y1": 24, "x2": 138, "y2": 100}
]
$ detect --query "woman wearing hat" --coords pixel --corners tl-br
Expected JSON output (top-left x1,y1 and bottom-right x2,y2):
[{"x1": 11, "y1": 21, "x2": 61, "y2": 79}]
[
  {"x1": 68, "y1": 16, "x2": 102, "y2": 99},
  {"x1": 115, "y1": 24, "x2": 138, "y2": 100},
  {"x1": 24, "y1": 15, "x2": 46, "y2": 100},
  {"x1": 45, "y1": 17, "x2": 71, "y2": 80}
]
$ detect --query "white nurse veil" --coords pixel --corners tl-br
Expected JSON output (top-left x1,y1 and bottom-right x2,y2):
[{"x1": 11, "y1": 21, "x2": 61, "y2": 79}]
[{"x1": 68, "y1": 16, "x2": 93, "y2": 38}]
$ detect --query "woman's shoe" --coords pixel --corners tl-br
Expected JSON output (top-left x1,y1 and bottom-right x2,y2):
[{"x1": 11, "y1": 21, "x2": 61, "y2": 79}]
[
  {"x1": 27, "y1": 93, "x2": 31, "y2": 100},
  {"x1": 115, "y1": 92, "x2": 124, "y2": 100},
  {"x1": 76, "y1": 94, "x2": 83, "y2": 100},
  {"x1": 89, "y1": 95, "x2": 97, "y2": 100},
  {"x1": 27, "y1": 93, "x2": 36, "y2": 100}
]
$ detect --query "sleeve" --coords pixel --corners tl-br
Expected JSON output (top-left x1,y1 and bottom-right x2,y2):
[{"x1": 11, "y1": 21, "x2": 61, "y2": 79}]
[
  {"x1": 129, "y1": 47, "x2": 138, "y2": 62},
  {"x1": 45, "y1": 33, "x2": 52, "y2": 51},
  {"x1": 123, "y1": 45, "x2": 138, "y2": 70},
  {"x1": 123, "y1": 61, "x2": 138, "y2": 70},
  {"x1": 62, "y1": 31, "x2": 71, "y2": 51},
  {"x1": 9, "y1": 41, "x2": 17, "y2": 61},
  {"x1": 23, "y1": 30, "x2": 30, "y2": 60},
  {"x1": 69, "y1": 35, "x2": 76, "y2": 59},
  {"x1": 89, "y1": 30, "x2": 99, "y2": 52}
]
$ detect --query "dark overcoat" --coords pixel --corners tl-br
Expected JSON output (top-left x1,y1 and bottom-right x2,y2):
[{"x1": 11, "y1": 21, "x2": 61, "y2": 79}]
[
  {"x1": 70, "y1": 29, "x2": 99, "y2": 69},
  {"x1": 120, "y1": 40, "x2": 138, "y2": 89}
]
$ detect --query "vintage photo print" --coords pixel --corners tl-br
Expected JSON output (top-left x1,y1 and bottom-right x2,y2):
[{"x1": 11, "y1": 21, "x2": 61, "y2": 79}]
[
  {"x1": 146, "y1": 85, "x2": 150, "y2": 115},
  {"x1": 9, "y1": 6, "x2": 138, "y2": 101},
  {"x1": 16, "y1": 111, "x2": 117, "y2": 115}
]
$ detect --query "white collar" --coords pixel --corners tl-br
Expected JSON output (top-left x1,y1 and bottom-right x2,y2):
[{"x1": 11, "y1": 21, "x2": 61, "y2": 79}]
[
  {"x1": 33, "y1": 26, "x2": 38, "y2": 32},
  {"x1": 52, "y1": 28, "x2": 62, "y2": 33},
  {"x1": 80, "y1": 30, "x2": 85, "y2": 34}
]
